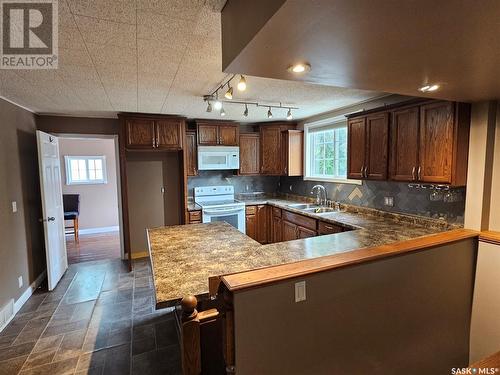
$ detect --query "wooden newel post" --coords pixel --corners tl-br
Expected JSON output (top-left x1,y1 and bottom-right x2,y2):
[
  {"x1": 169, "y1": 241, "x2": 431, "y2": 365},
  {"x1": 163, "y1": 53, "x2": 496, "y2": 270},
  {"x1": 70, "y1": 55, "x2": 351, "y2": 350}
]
[{"x1": 181, "y1": 295, "x2": 201, "y2": 375}]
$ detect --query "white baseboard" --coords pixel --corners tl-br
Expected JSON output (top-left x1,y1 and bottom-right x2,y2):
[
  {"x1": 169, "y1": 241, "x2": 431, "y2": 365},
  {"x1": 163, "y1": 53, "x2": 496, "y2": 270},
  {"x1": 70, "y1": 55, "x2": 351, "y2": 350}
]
[
  {"x1": 0, "y1": 270, "x2": 47, "y2": 333},
  {"x1": 67, "y1": 226, "x2": 119, "y2": 235}
]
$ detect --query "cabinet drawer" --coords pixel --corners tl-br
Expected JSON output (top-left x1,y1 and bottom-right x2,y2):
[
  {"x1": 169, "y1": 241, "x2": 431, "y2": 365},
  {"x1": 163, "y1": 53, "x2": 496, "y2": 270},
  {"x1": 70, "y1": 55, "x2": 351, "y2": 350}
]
[
  {"x1": 246, "y1": 205, "x2": 257, "y2": 215},
  {"x1": 282, "y1": 210, "x2": 317, "y2": 231},
  {"x1": 318, "y1": 221, "x2": 343, "y2": 235},
  {"x1": 189, "y1": 211, "x2": 201, "y2": 222},
  {"x1": 272, "y1": 207, "x2": 281, "y2": 218}
]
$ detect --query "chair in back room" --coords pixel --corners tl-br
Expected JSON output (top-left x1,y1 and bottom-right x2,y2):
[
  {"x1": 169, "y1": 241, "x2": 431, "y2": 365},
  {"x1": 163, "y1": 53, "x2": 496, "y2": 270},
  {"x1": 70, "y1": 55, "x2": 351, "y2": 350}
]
[{"x1": 63, "y1": 194, "x2": 80, "y2": 242}]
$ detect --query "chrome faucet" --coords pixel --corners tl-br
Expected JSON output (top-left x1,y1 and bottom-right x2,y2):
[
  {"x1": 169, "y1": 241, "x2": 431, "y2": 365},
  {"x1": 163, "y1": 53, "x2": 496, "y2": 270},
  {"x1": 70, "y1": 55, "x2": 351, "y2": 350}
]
[{"x1": 311, "y1": 185, "x2": 327, "y2": 206}]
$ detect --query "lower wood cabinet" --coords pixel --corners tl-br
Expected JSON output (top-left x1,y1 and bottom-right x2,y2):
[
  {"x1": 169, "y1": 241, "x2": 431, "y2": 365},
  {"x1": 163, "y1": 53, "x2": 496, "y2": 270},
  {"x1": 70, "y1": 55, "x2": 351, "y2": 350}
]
[
  {"x1": 245, "y1": 205, "x2": 269, "y2": 244},
  {"x1": 187, "y1": 210, "x2": 201, "y2": 224},
  {"x1": 318, "y1": 221, "x2": 344, "y2": 235},
  {"x1": 271, "y1": 207, "x2": 282, "y2": 243},
  {"x1": 282, "y1": 210, "x2": 318, "y2": 241}
]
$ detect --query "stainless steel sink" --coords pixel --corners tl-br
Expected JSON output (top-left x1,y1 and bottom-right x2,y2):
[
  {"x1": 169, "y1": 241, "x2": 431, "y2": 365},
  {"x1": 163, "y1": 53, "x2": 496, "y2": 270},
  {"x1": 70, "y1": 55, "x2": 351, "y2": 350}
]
[
  {"x1": 286, "y1": 203, "x2": 321, "y2": 209},
  {"x1": 303, "y1": 207, "x2": 339, "y2": 214}
]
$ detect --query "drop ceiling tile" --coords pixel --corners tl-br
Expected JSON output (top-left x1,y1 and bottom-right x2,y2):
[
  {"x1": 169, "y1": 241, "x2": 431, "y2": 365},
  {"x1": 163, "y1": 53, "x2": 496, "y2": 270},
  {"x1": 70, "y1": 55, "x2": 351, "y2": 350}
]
[
  {"x1": 57, "y1": 65, "x2": 102, "y2": 89},
  {"x1": 136, "y1": 0, "x2": 204, "y2": 21},
  {"x1": 86, "y1": 42, "x2": 137, "y2": 68},
  {"x1": 67, "y1": 0, "x2": 136, "y2": 24},
  {"x1": 74, "y1": 15, "x2": 136, "y2": 48},
  {"x1": 137, "y1": 11, "x2": 192, "y2": 45},
  {"x1": 59, "y1": 23, "x2": 87, "y2": 50},
  {"x1": 58, "y1": 47, "x2": 94, "y2": 67},
  {"x1": 192, "y1": 6, "x2": 220, "y2": 38}
]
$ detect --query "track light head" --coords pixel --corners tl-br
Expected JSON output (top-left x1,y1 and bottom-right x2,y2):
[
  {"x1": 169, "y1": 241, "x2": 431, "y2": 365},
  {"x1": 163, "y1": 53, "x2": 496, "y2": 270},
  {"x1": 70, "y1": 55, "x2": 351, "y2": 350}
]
[
  {"x1": 206, "y1": 101, "x2": 212, "y2": 113},
  {"x1": 220, "y1": 106, "x2": 226, "y2": 117},
  {"x1": 237, "y1": 75, "x2": 247, "y2": 91},
  {"x1": 286, "y1": 108, "x2": 292, "y2": 120},
  {"x1": 243, "y1": 104, "x2": 248, "y2": 117},
  {"x1": 225, "y1": 85, "x2": 233, "y2": 100},
  {"x1": 267, "y1": 107, "x2": 273, "y2": 119}
]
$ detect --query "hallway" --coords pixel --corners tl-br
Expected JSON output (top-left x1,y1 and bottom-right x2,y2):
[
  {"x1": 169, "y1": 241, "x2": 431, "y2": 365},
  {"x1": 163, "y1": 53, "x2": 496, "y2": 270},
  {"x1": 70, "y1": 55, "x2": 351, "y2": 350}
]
[
  {"x1": 0, "y1": 259, "x2": 181, "y2": 374},
  {"x1": 66, "y1": 232, "x2": 121, "y2": 264}
]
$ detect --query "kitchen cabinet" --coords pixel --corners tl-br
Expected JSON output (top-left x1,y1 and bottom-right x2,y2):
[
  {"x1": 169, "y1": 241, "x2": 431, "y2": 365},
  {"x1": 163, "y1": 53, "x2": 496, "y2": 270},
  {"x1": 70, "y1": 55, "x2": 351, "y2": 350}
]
[
  {"x1": 271, "y1": 207, "x2": 282, "y2": 243},
  {"x1": 245, "y1": 205, "x2": 268, "y2": 244},
  {"x1": 186, "y1": 131, "x2": 197, "y2": 176},
  {"x1": 281, "y1": 210, "x2": 318, "y2": 240},
  {"x1": 388, "y1": 101, "x2": 470, "y2": 185},
  {"x1": 196, "y1": 121, "x2": 239, "y2": 146},
  {"x1": 187, "y1": 210, "x2": 201, "y2": 224},
  {"x1": 125, "y1": 117, "x2": 184, "y2": 150},
  {"x1": 318, "y1": 221, "x2": 344, "y2": 235},
  {"x1": 347, "y1": 113, "x2": 389, "y2": 180},
  {"x1": 258, "y1": 122, "x2": 300, "y2": 175},
  {"x1": 239, "y1": 133, "x2": 260, "y2": 175}
]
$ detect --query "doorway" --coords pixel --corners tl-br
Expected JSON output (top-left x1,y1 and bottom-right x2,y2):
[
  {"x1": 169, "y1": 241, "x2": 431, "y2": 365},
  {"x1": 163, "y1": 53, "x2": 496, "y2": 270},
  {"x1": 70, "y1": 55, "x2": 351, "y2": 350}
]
[{"x1": 58, "y1": 135, "x2": 124, "y2": 264}]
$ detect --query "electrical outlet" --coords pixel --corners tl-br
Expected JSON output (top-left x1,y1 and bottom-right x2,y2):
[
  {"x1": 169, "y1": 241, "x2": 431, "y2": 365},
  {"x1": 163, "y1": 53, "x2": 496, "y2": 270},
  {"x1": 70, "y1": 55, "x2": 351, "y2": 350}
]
[
  {"x1": 12, "y1": 201, "x2": 17, "y2": 213},
  {"x1": 18, "y1": 276, "x2": 23, "y2": 289},
  {"x1": 295, "y1": 281, "x2": 306, "y2": 302},
  {"x1": 384, "y1": 196, "x2": 394, "y2": 207}
]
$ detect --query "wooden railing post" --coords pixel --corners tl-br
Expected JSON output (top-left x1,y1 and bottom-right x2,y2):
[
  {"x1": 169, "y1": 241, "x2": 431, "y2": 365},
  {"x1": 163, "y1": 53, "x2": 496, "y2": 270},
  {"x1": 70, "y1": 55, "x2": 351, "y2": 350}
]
[
  {"x1": 223, "y1": 289, "x2": 236, "y2": 375},
  {"x1": 181, "y1": 295, "x2": 201, "y2": 375}
]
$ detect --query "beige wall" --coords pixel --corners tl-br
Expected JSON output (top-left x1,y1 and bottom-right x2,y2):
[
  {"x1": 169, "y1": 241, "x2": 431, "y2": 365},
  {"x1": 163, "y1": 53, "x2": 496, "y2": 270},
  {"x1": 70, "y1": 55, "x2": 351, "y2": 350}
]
[
  {"x1": 0, "y1": 98, "x2": 46, "y2": 311},
  {"x1": 58, "y1": 137, "x2": 119, "y2": 230},
  {"x1": 468, "y1": 101, "x2": 500, "y2": 363}
]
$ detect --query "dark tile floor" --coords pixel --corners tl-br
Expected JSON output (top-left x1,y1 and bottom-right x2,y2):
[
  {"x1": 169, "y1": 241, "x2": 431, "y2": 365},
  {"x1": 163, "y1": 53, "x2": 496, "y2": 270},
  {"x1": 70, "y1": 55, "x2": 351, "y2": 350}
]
[{"x1": 0, "y1": 259, "x2": 181, "y2": 375}]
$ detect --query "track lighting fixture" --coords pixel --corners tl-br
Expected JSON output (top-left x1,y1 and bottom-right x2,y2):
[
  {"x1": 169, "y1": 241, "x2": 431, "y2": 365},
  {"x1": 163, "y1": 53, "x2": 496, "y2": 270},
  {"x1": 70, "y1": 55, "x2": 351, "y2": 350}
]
[
  {"x1": 267, "y1": 107, "x2": 273, "y2": 119},
  {"x1": 237, "y1": 75, "x2": 247, "y2": 91},
  {"x1": 220, "y1": 105, "x2": 226, "y2": 117},
  {"x1": 225, "y1": 84, "x2": 233, "y2": 100},
  {"x1": 243, "y1": 104, "x2": 248, "y2": 117},
  {"x1": 286, "y1": 108, "x2": 292, "y2": 120},
  {"x1": 206, "y1": 101, "x2": 212, "y2": 113},
  {"x1": 213, "y1": 93, "x2": 222, "y2": 110}
]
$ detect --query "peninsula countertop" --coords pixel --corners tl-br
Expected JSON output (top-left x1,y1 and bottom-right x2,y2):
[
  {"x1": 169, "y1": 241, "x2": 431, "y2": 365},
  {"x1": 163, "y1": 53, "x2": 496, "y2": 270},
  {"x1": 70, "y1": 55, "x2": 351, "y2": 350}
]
[{"x1": 148, "y1": 199, "x2": 460, "y2": 308}]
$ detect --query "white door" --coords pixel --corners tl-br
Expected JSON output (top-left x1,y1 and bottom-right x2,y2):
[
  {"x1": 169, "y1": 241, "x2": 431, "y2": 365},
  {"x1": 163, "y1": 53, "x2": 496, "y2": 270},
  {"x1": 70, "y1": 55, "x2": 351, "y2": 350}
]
[{"x1": 37, "y1": 131, "x2": 68, "y2": 290}]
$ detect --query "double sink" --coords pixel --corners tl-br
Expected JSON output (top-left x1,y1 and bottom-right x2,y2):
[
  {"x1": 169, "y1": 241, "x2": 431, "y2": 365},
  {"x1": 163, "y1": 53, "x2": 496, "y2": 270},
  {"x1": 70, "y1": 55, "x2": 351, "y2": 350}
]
[{"x1": 286, "y1": 203, "x2": 342, "y2": 215}]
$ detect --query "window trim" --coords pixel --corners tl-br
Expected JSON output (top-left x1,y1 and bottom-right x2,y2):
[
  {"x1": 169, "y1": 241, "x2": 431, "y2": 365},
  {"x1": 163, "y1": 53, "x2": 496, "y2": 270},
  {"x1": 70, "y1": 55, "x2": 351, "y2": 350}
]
[
  {"x1": 64, "y1": 155, "x2": 108, "y2": 185},
  {"x1": 303, "y1": 118, "x2": 362, "y2": 185}
]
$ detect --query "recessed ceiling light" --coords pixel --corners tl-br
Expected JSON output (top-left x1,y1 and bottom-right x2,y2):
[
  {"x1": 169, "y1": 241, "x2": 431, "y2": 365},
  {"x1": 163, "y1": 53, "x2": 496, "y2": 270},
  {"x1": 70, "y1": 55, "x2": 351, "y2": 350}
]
[
  {"x1": 419, "y1": 84, "x2": 440, "y2": 92},
  {"x1": 288, "y1": 63, "x2": 311, "y2": 74}
]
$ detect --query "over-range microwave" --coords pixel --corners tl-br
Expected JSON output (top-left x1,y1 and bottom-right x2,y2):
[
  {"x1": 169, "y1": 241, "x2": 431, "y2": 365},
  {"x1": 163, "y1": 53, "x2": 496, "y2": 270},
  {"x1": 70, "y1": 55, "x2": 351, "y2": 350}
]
[{"x1": 198, "y1": 146, "x2": 240, "y2": 170}]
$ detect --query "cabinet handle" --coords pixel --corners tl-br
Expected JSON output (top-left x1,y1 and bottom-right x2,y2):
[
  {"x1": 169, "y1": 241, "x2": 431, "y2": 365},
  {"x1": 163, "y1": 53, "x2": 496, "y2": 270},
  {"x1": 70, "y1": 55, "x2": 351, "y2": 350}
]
[
  {"x1": 361, "y1": 166, "x2": 365, "y2": 178},
  {"x1": 364, "y1": 166, "x2": 368, "y2": 178},
  {"x1": 152, "y1": 136, "x2": 156, "y2": 148},
  {"x1": 417, "y1": 166, "x2": 422, "y2": 181},
  {"x1": 411, "y1": 166, "x2": 416, "y2": 181}
]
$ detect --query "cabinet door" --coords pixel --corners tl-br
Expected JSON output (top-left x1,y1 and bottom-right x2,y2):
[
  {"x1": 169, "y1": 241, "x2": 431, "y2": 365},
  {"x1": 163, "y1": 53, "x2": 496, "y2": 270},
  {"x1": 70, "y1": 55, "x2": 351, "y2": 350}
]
[
  {"x1": 260, "y1": 127, "x2": 282, "y2": 175},
  {"x1": 126, "y1": 119, "x2": 155, "y2": 149},
  {"x1": 155, "y1": 120, "x2": 182, "y2": 149},
  {"x1": 282, "y1": 220, "x2": 298, "y2": 241},
  {"x1": 245, "y1": 214, "x2": 257, "y2": 241},
  {"x1": 186, "y1": 131, "x2": 197, "y2": 176},
  {"x1": 197, "y1": 124, "x2": 219, "y2": 145},
  {"x1": 239, "y1": 134, "x2": 260, "y2": 175},
  {"x1": 298, "y1": 226, "x2": 317, "y2": 239},
  {"x1": 256, "y1": 205, "x2": 268, "y2": 244},
  {"x1": 285, "y1": 130, "x2": 303, "y2": 176},
  {"x1": 347, "y1": 117, "x2": 366, "y2": 179},
  {"x1": 272, "y1": 215, "x2": 282, "y2": 243},
  {"x1": 219, "y1": 125, "x2": 239, "y2": 146},
  {"x1": 365, "y1": 113, "x2": 389, "y2": 180},
  {"x1": 389, "y1": 106, "x2": 420, "y2": 181},
  {"x1": 419, "y1": 102, "x2": 454, "y2": 184}
]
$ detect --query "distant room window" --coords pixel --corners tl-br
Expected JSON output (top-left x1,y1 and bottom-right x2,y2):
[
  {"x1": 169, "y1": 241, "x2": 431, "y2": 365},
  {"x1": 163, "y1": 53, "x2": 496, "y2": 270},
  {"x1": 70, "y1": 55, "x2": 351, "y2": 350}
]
[{"x1": 65, "y1": 156, "x2": 107, "y2": 185}]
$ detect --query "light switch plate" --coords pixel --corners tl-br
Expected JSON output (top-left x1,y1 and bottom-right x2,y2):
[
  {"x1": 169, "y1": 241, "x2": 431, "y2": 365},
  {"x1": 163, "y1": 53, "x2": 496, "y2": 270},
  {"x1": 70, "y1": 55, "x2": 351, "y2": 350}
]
[
  {"x1": 12, "y1": 201, "x2": 17, "y2": 213},
  {"x1": 18, "y1": 276, "x2": 23, "y2": 289},
  {"x1": 295, "y1": 281, "x2": 306, "y2": 302}
]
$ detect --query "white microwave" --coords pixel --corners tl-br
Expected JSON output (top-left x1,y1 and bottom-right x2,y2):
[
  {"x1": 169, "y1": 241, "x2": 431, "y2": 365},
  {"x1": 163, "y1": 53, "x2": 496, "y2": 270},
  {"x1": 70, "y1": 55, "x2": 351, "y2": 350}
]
[{"x1": 198, "y1": 146, "x2": 240, "y2": 170}]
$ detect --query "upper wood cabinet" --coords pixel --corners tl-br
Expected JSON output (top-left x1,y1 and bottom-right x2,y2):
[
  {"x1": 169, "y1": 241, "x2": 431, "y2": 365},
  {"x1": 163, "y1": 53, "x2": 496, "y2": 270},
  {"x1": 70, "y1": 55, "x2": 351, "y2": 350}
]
[
  {"x1": 389, "y1": 106, "x2": 420, "y2": 181},
  {"x1": 185, "y1": 130, "x2": 197, "y2": 176},
  {"x1": 123, "y1": 116, "x2": 184, "y2": 151},
  {"x1": 388, "y1": 101, "x2": 470, "y2": 186},
  {"x1": 239, "y1": 133, "x2": 260, "y2": 175},
  {"x1": 347, "y1": 113, "x2": 389, "y2": 180},
  {"x1": 196, "y1": 121, "x2": 239, "y2": 146},
  {"x1": 258, "y1": 122, "x2": 300, "y2": 175}
]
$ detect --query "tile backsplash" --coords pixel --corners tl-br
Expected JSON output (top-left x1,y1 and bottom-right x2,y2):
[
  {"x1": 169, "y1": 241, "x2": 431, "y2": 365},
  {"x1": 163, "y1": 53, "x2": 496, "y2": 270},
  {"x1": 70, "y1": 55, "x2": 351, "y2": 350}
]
[
  {"x1": 188, "y1": 171, "x2": 280, "y2": 197},
  {"x1": 279, "y1": 176, "x2": 466, "y2": 223}
]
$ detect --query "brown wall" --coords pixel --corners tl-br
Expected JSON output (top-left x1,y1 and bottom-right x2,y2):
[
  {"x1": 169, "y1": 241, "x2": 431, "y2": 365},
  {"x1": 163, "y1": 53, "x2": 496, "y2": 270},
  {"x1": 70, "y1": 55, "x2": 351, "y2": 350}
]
[
  {"x1": 36, "y1": 115, "x2": 119, "y2": 135},
  {"x1": 233, "y1": 239, "x2": 477, "y2": 374},
  {"x1": 0, "y1": 98, "x2": 46, "y2": 309},
  {"x1": 58, "y1": 137, "x2": 120, "y2": 230}
]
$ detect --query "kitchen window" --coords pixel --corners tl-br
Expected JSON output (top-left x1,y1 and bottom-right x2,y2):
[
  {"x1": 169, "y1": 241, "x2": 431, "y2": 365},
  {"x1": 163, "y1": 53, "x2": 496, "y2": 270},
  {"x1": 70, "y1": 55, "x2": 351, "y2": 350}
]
[
  {"x1": 64, "y1": 156, "x2": 107, "y2": 185},
  {"x1": 304, "y1": 118, "x2": 361, "y2": 184}
]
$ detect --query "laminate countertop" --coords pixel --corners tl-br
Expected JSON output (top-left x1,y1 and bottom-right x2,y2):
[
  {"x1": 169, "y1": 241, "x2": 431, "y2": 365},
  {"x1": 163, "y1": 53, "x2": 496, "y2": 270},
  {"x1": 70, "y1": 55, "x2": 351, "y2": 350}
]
[{"x1": 148, "y1": 198, "x2": 460, "y2": 308}]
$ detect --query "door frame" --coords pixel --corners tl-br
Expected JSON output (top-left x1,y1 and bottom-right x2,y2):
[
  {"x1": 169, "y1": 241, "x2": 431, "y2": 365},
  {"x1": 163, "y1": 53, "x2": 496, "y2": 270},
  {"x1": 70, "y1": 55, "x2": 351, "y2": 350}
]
[{"x1": 57, "y1": 133, "x2": 126, "y2": 261}]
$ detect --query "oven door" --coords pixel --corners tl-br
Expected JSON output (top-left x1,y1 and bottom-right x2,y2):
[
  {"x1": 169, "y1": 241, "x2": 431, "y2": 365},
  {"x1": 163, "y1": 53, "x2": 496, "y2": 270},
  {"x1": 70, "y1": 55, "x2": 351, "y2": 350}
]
[{"x1": 202, "y1": 207, "x2": 246, "y2": 233}]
